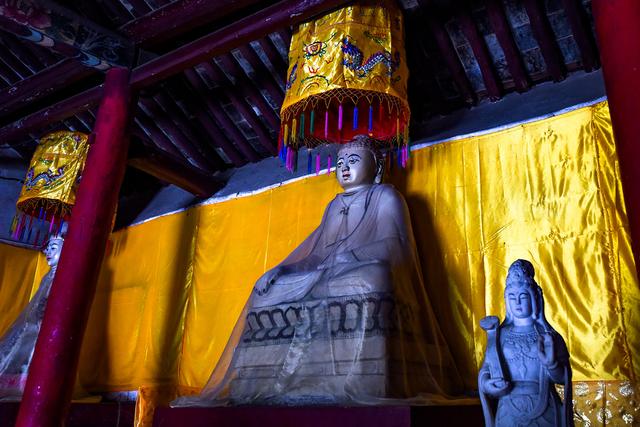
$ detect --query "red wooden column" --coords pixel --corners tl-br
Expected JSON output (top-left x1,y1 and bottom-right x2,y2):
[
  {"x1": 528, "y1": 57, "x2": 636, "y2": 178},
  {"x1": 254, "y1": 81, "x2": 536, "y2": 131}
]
[
  {"x1": 592, "y1": 0, "x2": 640, "y2": 271},
  {"x1": 15, "y1": 67, "x2": 132, "y2": 427}
]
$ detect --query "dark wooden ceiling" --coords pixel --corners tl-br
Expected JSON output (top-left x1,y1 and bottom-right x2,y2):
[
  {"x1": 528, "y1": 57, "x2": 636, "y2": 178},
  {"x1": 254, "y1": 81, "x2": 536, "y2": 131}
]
[{"x1": 0, "y1": 0, "x2": 599, "y2": 197}]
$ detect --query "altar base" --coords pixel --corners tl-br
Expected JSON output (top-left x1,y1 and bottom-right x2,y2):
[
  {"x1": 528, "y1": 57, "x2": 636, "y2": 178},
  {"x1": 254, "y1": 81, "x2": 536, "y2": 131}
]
[{"x1": 152, "y1": 405, "x2": 483, "y2": 427}]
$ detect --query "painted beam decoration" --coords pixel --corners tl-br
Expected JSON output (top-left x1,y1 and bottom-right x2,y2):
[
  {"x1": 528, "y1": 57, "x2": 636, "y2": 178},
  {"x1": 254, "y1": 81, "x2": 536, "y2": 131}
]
[
  {"x1": 12, "y1": 131, "x2": 89, "y2": 245},
  {"x1": 0, "y1": 0, "x2": 133, "y2": 69},
  {"x1": 279, "y1": 0, "x2": 410, "y2": 171}
]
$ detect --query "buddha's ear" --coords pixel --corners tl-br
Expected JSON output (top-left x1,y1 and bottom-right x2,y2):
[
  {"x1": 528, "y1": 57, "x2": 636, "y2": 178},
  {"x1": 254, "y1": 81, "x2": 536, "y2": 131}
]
[{"x1": 374, "y1": 157, "x2": 384, "y2": 184}]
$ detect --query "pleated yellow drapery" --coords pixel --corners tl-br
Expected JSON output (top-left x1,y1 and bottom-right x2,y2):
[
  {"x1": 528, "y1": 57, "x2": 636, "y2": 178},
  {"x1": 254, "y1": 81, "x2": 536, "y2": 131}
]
[{"x1": 0, "y1": 101, "x2": 638, "y2": 426}]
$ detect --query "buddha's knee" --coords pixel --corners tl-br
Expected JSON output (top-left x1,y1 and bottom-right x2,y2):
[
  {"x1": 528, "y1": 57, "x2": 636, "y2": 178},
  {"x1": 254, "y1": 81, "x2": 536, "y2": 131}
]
[{"x1": 327, "y1": 261, "x2": 392, "y2": 296}]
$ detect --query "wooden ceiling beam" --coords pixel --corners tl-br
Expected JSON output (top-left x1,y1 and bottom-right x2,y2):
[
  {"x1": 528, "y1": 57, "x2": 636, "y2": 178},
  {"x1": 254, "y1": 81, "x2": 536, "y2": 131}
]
[
  {"x1": 183, "y1": 69, "x2": 261, "y2": 163},
  {"x1": 523, "y1": 0, "x2": 566, "y2": 81},
  {"x1": 0, "y1": 0, "x2": 268, "y2": 120},
  {"x1": 0, "y1": 59, "x2": 92, "y2": 117},
  {"x1": 0, "y1": 0, "x2": 350, "y2": 144},
  {"x1": 560, "y1": 0, "x2": 599, "y2": 72},
  {"x1": 457, "y1": 8, "x2": 503, "y2": 101},
  {"x1": 217, "y1": 53, "x2": 281, "y2": 130},
  {"x1": 0, "y1": 0, "x2": 134, "y2": 69},
  {"x1": 257, "y1": 37, "x2": 288, "y2": 79},
  {"x1": 199, "y1": 61, "x2": 276, "y2": 155},
  {"x1": 128, "y1": 152, "x2": 222, "y2": 198},
  {"x1": 163, "y1": 81, "x2": 246, "y2": 167},
  {"x1": 236, "y1": 45, "x2": 285, "y2": 106},
  {"x1": 130, "y1": 0, "x2": 350, "y2": 89},
  {"x1": 120, "y1": 0, "x2": 264, "y2": 46},
  {"x1": 276, "y1": 29, "x2": 292, "y2": 50},
  {"x1": 151, "y1": 90, "x2": 226, "y2": 168},
  {"x1": 485, "y1": 0, "x2": 530, "y2": 92},
  {"x1": 138, "y1": 97, "x2": 216, "y2": 171},
  {"x1": 426, "y1": 13, "x2": 477, "y2": 104},
  {"x1": 133, "y1": 114, "x2": 185, "y2": 160}
]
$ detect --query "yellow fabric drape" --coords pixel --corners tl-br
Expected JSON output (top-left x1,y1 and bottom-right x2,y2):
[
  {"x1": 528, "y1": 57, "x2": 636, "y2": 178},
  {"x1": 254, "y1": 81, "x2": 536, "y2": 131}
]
[{"x1": 0, "y1": 101, "x2": 638, "y2": 426}]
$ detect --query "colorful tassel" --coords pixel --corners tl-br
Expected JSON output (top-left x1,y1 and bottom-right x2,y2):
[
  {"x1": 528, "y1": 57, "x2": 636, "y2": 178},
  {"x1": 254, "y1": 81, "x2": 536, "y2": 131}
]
[
  {"x1": 310, "y1": 110, "x2": 315, "y2": 134},
  {"x1": 327, "y1": 155, "x2": 332, "y2": 174},
  {"x1": 26, "y1": 215, "x2": 34, "y2": 242},
  {"x1": 291, "y1": 118, "x2": 297, "y2": 144},
  {"x1": 307, "y1": 150, "x2": 313, "y2": 174},
  {"x1": 286, "y1": 147, "x2": 291, "y2": 171},
  {"x1": 368, "y1": 104, "x2": 373, "y2": 133},
  {"x1": 299, "y1": 113, "x2": 305, "y2": 140},
  {"x1": 324, "y1": 110, "x2": 329, "y2": 139},
  {"x1": 9, "y1": 213, "x2": 17, "y2": 235},
  {"x1": 338, "y1": 104, "x2": 343, "y2": 131},
  {"x1": 315, "y1": 153, "x2": 321, "y2": 175},
  {"x1": 34, "y1": 229, "x2": 41, "y2": 247},
  {"x1": 17, "y1": 214, "x2": 26, "y2": 240},
  {"x1": 353, "y1": 106, "x2": 358, "y2": 130},
  {"x1": 396, "y1": 116, "x2": 400, "y2": 145},
  {"x1": 17, "y1": 215, "x2": 26, "y2": 241},
  {"x1": 283, "y1": 123, "x2": 289, "y2": 147}
]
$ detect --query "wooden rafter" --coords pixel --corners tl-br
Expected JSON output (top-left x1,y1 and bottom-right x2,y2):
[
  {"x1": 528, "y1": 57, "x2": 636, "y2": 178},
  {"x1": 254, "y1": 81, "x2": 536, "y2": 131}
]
[{"x1": 0, "y1": 0, "x2": 351, "y2": 144}]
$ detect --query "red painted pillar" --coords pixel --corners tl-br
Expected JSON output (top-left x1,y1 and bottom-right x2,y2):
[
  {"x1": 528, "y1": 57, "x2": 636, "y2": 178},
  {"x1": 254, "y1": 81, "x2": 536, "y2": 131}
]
[
  {"x1": 15, "y1": 68, "x2": 131, "y2": 427},
  {"x1": 591, "y1": 0, "x2": 640, "y2": 271},
  {"x1": 591, "y1": 0, "x2": 640, "y2": 269}
]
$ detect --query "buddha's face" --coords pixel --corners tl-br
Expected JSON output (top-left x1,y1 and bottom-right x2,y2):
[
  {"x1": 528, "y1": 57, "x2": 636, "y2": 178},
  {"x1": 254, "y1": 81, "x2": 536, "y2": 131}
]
[
  {"x1": 43, "y1": 238, "x2": 63, "y2": 267},
  {"x1": 336, "y1": 147, "x2": 377, "y2": 191},
  {"x1": 507, "y1": 289, "x2": 533, "y2": 319}
]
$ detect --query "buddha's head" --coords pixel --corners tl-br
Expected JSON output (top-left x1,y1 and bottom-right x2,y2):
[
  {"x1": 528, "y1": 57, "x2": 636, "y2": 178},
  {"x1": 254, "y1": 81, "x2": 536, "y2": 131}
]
[
  {"x1": 336, "y1": 135, "x2": 384, "y2": 191},
  {"x1": 43, "y1": 235, "x2": 64, "y2": 267},
  {"x1": 504, "y1": 259, "x2": 543, "y2": 325}
]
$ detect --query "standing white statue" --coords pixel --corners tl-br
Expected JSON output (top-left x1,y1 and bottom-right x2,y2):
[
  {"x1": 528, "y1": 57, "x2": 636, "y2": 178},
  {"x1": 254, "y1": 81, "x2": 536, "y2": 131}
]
[
  {"x1": 174, "y1": 135, "x2": 460, "y2": 406},
  {"x1": 0, "y1": 232, "x2": 64, "y2": 400},
  {"x1": 479, "y1": 259, "x2": 573, "y2": 427}
]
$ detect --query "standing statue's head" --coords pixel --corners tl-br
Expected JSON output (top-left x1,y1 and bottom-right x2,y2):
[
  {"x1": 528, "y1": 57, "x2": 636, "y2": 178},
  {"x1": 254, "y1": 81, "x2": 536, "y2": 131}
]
[
  {"x1": 43, "y1": 222, "x2": 67, "y2": 268},
  {"x1": 43, "y1": 235, "x2": 64, "y2": 267},
  {"x1": 504, "y1": 259, "x2": 547, "y2": 327},
  {"x1": 336, "y1": 135, "x2": 384, "y2": 192}
]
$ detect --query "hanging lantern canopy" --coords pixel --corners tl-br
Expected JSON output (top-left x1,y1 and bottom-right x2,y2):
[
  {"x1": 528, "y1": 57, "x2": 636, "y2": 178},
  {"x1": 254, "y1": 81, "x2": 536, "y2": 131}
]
[
  {"x1": 279, "y1": 0, "x2": 410, "y2": 170},
  {"x1": 11, "y1": 131, "x2": 89, "y2": 245}
]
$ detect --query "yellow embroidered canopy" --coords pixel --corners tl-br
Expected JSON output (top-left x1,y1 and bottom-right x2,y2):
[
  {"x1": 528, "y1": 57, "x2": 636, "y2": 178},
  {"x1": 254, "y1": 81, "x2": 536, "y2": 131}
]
[
  {"x1": 279, "y1": 0, "x2": 410, "y2": 170},
  {"x1": 12, "y1": 131, "x2": 89, "y2": 244}
]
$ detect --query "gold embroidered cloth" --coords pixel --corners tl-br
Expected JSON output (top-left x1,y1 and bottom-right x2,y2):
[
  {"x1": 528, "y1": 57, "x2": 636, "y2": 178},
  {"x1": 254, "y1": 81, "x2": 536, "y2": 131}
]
[
  {"x1": 280, "y1": 0, "x2": 410, "y2": 146},
  {"x1": 16, "y1": 131, "x2": 89, "y2": 218}
]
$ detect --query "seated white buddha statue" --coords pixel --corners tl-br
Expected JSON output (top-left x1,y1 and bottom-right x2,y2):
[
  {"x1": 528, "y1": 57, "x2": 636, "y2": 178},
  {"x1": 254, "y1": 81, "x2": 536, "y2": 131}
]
[
  {"x1": 0, "y1": 232, "x2": 64, "y2": 401},
  {"x1": 174, "y1": 135, "x2": 460, "y2": 406}
]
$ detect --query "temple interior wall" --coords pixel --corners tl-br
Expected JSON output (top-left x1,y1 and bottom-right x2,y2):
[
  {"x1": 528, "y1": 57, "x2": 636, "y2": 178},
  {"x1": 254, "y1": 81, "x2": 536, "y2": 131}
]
[{"x1": 0, "y1": 95, "x2": 637, "y2": 399}]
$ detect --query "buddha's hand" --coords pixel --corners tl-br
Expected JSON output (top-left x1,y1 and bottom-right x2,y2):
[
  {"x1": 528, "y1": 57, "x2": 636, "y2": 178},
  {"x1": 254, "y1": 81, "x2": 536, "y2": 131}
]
[
  {"x1": 537, "y1": 332, "x2": 557, "y2": 368},
  {"x1": 480, "y1": 376, "x2": 510, "y2": 397},
  {"x1": 254, "y1": 267, "x2": 283, "y2": 296}
]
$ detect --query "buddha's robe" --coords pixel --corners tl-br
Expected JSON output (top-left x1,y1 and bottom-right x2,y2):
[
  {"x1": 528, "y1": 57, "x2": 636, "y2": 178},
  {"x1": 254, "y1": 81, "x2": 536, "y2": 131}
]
[
  {"x1": 0, "y1": 270, "x2": 54, "y2": 401},
  {"x1": 174, "y1": 184, "x2": 460, "y2": 406}
]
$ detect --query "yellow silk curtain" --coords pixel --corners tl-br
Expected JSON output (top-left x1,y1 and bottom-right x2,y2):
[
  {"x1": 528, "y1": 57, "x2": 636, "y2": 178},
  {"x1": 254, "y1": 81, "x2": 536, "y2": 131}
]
[{"x1": 0, "y1": 101, "x2": 638, "y2": 424}]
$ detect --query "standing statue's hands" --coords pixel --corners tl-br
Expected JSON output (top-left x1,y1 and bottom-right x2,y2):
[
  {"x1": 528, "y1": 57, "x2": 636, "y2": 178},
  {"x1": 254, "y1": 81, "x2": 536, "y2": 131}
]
[
  {"x1": 481, "y1": 376, "x2": 511, "y2": 397},
  {"x1": 254, "y1": 266, "x2": 283, "y2": 296},
  {"x1": 537, "y1": 332, "x2": 557, "y2": 368}
]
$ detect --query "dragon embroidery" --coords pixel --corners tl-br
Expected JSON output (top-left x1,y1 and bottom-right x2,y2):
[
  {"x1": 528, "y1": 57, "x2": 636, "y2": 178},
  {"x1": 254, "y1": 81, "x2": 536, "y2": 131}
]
[
  {"x1": 24, "y1": 166, "x2": 66, "y2": 191},
  {"x1": 341, "y1": 37, "x2": 400, "y2": 78},
  {"x1": 286, "y1": 62, "x2": 298, "y2": 91}
]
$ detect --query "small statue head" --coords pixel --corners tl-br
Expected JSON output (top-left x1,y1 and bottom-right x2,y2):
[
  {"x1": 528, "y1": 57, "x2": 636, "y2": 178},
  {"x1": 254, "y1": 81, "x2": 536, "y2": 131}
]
[
  {"x1": 43, "y1": 222, "x2": 67, "y2": 268},
  {"x1": 336, "y1": 135, "x2": 384, "y2": 191},
  {"x1": 504, "y1": 259, "x2": 544, "y2": 325}
]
